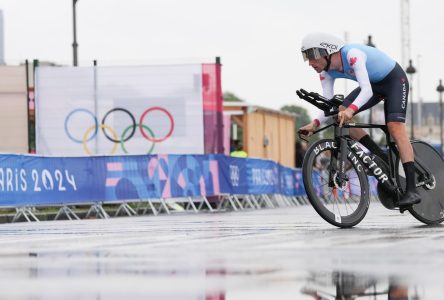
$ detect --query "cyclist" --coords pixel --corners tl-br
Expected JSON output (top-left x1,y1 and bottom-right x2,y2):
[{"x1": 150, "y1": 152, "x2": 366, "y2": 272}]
[{"x1": 298, "y1": 32, "x2": 420, "y2": 207}]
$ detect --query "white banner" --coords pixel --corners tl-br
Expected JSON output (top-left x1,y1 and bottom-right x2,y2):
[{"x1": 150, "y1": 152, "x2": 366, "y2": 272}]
[
  {"x1": 0, "y1": 66, "x2": 28, "y2": 153},
  {"x1": 36, "y1": 65, "x2": 204, "y2": 156}
]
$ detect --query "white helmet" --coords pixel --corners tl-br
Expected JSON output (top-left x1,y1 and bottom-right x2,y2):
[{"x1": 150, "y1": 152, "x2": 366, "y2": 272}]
[{"x1": 301, "y1": 32, "x2": 344, "y2": 61}]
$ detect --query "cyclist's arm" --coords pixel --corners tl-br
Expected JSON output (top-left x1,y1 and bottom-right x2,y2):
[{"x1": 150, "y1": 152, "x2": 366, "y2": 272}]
[
  {"x1": 346, "y1": 48, "x2": 373, "y2": 112},
  {"x1": 313, "y1": 71, "x2": 335, "y2": 127}
]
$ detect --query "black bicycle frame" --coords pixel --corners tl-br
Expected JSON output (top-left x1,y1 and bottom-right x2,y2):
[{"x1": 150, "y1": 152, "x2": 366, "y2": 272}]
[
  {"x1": 339, "y1": 122, "x2": 434, "y2": 193},
  {"x1": 331, "y1": 123, "x2": 398, "y2": 195}
]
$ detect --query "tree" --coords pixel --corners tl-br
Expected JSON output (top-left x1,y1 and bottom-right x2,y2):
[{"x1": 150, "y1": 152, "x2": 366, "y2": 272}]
[
  {"x1": 281, "y1": 105, "x2": 314, "y2": 142},
  {"x1": 223, "y1": 91, "x2": 244, "y2": 102},
  {"x1": 280, "y1": 105, "x2": 311, "y2": 130}
]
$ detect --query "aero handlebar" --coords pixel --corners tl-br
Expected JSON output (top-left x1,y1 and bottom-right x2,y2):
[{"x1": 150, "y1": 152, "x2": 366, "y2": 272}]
[
  {"x1": 295, "y1": 89, "x2": 344, "y2": 142},
  {"x1": 295, "y1": 89, "x2": 343, "y2": 113},
  {"x1": 296, "y1": 89, "x2": 332, "y2": 112}
]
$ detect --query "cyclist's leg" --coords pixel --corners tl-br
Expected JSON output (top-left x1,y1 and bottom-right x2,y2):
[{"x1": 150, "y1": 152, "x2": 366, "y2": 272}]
[
  {"x1": 383, "y1": 71, "x2": 413, "y2": 162},
  {"x1": 386, "y1": 122, "x2": 419, "y2": 206},
  {"x1": 387, "y1": 123, "x2": 413, "y2": 162},
  {"x1": 383, "y1": 64, "x2": 420, "y2": 206},
  {"x1": 343, "y1": 88, "x2": 387, "y2": 160}
]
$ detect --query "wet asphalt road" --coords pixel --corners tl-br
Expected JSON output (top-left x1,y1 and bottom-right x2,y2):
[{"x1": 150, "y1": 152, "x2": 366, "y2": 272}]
[{"x1": 0, "y1": 203, "x2": 443, "y2": 299}]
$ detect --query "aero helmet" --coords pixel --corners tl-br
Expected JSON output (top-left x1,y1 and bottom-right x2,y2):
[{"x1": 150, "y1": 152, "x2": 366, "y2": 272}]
[{"x1": 301, "y1": 32, "x2": 344, "y2": 61}]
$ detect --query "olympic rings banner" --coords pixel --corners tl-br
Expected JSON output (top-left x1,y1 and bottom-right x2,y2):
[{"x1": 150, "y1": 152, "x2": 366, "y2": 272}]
[
  {"x1": 35, "y1": 65, "x2": 208, "y2": 156},
  {"x1": 0, "y1": 154, "x2": 305, "y2": 207}
]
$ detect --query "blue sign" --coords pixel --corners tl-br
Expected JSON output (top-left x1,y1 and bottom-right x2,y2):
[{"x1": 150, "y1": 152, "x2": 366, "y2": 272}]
[{"x1": 0, "y1": 153, "x2": 308, "y2": 207}]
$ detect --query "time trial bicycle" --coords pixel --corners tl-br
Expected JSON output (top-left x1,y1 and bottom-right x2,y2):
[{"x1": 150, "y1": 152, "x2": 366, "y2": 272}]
[{"x1": 296, "y1": 89, "x2": 444, "y2": 228}]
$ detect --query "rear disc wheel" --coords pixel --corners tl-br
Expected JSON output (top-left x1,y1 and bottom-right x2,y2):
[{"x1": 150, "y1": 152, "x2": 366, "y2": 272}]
[{"x1": 396, "y1": 141, "x2": 444, "y2": 224}]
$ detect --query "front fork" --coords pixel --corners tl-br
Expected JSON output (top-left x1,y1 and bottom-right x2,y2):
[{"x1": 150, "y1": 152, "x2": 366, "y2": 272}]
[{"x1": 328, "y1": 127, "x2": 349, "y2": 188}]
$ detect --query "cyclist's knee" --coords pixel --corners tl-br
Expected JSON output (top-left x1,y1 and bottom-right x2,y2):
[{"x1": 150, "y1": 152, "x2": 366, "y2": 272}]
[{"x1": 387, "y1": 122, "x2": 407, "y2": 136}]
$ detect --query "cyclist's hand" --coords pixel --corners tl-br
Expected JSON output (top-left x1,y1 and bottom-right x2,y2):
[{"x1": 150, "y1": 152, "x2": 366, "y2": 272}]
[
  {"x1": 338, "y1": 107, "x2": 354, "y2": 127},
  {"x1": 299, "y1": 121, "x2": 318, "y2": 137}
]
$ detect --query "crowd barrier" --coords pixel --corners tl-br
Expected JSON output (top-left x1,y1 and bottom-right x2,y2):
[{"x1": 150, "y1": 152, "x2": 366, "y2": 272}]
[{"x1": 0, "y1": 153, "x2": 378, "y2": 222}]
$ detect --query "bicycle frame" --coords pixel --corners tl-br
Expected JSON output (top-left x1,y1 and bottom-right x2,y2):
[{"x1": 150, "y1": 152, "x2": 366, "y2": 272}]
[
  {"x1": 346, "y1": 123, "x2": 435, "y2": 188},
  {"x1": 316, "y1": 121, "x2": 435, "y2": 200},
  {"x1": 338, "y1": 123, "x2": 399, "y2": 195}
]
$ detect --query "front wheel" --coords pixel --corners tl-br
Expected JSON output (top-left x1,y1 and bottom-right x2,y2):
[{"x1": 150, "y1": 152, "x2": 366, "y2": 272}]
[
  {"x1": 396, "y1": 141, "x2": 444, "y2": 224},
  {"x1": 302, "y1": 139, "x2": 370, "y2": 228}
]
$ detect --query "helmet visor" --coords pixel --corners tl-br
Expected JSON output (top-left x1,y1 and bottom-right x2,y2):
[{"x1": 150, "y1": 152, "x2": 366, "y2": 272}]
[{"x1": 302, "y1": 48, "x2": 329, "y2": 61}]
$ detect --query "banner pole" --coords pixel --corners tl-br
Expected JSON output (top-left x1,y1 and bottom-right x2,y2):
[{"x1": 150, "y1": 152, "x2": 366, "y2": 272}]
[
  {"x1": 215, "y1": 56, "x2": 224, "y2": 154},
  {"x1": 25, "y1": 59, "x2": 31, "y2": 153},
  {"x1": 93, "y1": 60, "x2": 98, "y2": 154},
  {"x1": 33, "y1": 59, "x2": 39, "y2": 154}
]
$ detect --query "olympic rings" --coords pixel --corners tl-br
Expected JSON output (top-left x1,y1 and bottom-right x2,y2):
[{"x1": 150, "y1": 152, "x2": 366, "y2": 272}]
[
  {"x1": 65, "y1": 106, "x2": 175, "y2": 155},
  {"x1": 83, "y1": 124, "x2": 119, "y2": 155},
  {"x1": 121, "y1": 123, "x2": 156, "y2": 154},
  {"x1": 101, "y1": 108, "x2": 136, "y2": 143},
  {"x1": 139, "y1": 107, "x2": 174, "y2": 143},
  {"x1": 65, "y1": 108, "x2": 98, "y2": 143}
]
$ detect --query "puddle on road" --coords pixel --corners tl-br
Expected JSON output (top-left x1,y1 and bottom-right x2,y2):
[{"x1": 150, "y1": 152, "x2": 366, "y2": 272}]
[
  {"x1": 298, "y1": 271, "x2": 430, "y2": 300},
  {"x1": 0, "y1": 253, "x2": 441, "y2": 299}
]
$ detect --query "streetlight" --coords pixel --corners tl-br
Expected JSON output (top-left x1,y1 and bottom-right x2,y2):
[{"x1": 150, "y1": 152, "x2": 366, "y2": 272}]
[
  {"x1": 406, "y1": 59, "x2": 416, "y2": 139},
  {"x1": 366, "y1": 35, "x2": 375, "y2": 139},
  {"x1": 437, "y1": 79, "x2": 444, "y2": 155},
  {"x1": 72, "y1": 0, "x2": 79, "y2": 66},
  {"x1": 366, "y1": 35, "x2": 376, "y2": 48}
]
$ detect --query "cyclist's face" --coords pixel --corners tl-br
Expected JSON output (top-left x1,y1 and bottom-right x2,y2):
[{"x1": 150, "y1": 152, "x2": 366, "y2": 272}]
[{"x1": 308, "y1": 57, "x2": 327, "y2": 73}]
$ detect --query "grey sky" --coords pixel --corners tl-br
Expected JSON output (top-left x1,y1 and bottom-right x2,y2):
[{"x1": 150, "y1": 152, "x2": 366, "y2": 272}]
[{"x1": 0, "y1": 0, "x2": 442, "y2": 117}]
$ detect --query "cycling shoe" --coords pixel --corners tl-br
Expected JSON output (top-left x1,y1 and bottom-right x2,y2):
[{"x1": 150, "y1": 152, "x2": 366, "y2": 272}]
[{"x1": 398, "y1": 191, "x2": 421, "y2": 207}]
